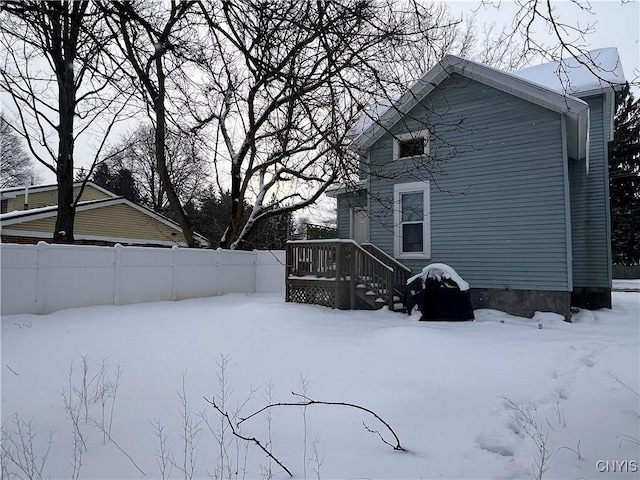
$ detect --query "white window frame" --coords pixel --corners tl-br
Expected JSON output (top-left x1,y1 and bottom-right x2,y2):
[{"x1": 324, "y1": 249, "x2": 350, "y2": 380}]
[
  {"x1": 394, "y1": 181, "x2": 431, "y2": 259},
  {"x1": 393, "y1": 129, "x2": 430, "y2": 161}
]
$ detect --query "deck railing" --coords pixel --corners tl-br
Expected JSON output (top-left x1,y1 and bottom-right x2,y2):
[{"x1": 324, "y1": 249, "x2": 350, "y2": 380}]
[{"x1": 286, "y1": 240, "x2": 398, "y2": 310}]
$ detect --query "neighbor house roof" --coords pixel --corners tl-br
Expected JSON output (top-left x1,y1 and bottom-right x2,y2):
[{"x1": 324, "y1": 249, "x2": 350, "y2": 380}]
[
  {"x1": 0, "y1": 180, "x2": 116, "y2": 199},
  {"x1": 1, "y1": 196, "x2": 210, "y2": 247},
  {"x1": 350, "y1": 48, "x2": 625, "y2": 161}
]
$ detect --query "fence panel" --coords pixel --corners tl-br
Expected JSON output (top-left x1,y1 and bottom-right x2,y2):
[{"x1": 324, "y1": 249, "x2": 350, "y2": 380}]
[
  {"x1": 173, "y1": 248, "x2": 219, "y2": 300},
  {"x1": 40, "y1": 244, "x2": 116, "y2": 314},
  {"x1": 117, "y1": 246, "x2": 174, "y2": 306},
  {"x1": 1, "y1": 244, "x2": 39, "y2": 315},
  {"x1": 255, "y1": 250, "x2": 286, "y2": 293},
  {"x1": 612, "y1": 264, "x2": 640, "y2": 279},
  {"x1": 1, "y1": 243, "x2": 286, "y2": 315},
  {"x1": 218, "y1": 249, "x2": 256, "y2": 294}
]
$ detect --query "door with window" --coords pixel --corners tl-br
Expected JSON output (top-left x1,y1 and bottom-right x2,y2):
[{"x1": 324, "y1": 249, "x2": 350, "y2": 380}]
[{"x1": 351, "y1": 207, "x2": 369, "y2": 244}]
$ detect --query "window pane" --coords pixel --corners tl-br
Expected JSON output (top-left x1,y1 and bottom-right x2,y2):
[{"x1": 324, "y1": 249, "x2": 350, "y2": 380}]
[
  {"x1": 402, "y1": 192, "x2": 423, "y2": 222},
  {"x1": 402, "y1": 223, "x2": 423, "y2": 252},
  {"x1": 399, "y1": 138, "x2": 424, "y2": 158}
]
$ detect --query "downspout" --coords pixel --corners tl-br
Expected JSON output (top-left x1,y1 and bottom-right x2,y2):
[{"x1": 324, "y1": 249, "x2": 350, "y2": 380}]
[
  {"x1": 602, "y1": 94, "x2": 613, "y2": 288},
  {"x1": 366, "y1": 150, "x2": 371, "y2": 245},
  {"x1": 23, "y1": 184, "x2": 29, "y2": 210},
  {"x1": 585, "y1": 109, "x2": 591, "y2": 176},
  {"x1": 561, "y1": 114, "x2": 573, "y2": 292}
]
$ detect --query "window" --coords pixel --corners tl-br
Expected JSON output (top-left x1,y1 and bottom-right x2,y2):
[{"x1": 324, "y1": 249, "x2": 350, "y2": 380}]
[
  {"x1": 394, "y1": 181, "x2": 430, "y2": 259},
  {"x1": 1, "y1": 199, "x2": 7, "y2": 214},
  {"x1": 393, "y1": 129, "x2": 429, "y2": 160}
]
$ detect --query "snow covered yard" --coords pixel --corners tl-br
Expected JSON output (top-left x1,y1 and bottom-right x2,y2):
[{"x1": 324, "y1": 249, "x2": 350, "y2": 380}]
[{"x1": 2, "y1": 292, "x2": 639, "y2": 479}]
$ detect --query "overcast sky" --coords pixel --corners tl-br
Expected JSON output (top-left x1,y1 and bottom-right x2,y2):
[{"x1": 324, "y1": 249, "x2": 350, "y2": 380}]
[
  {"x1": 21, "y1": 0, "x2": 640, "y2": 185},
  {"x1": 448, "y1": 0, "x2": 639, "y2": 82}
]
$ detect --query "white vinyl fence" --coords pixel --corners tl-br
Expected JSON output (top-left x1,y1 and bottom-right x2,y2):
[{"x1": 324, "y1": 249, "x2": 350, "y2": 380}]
[{"x1": 1, "y1": 242, "x2": 285, "y2": 315}]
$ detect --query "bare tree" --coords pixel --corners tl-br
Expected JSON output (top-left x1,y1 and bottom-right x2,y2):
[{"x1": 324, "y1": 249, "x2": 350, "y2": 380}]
[
  {"x1": 0, "y1": 1, "x2": 130, "y2": 243},
  {"x1": 99, "y1": 0, "x2": 202, "y2": 247},
  {"x1": 103, "y1": 125, "x2": 209, "y2": 214},
  {"x1": 187, "y1": 0, "x2": 490, "y2": 249},
  {"x1": 498, "y1": 0, "x2": 637, "y2": 87},
  {"x1": 392, "y1": 5, "x2": 532, "y2": 85},
  {"x1": 0, "y1": 114, "x2": 41, "y2": 188}
]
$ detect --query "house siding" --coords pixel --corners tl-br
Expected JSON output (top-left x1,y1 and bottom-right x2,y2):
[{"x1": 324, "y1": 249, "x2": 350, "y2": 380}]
[
  {"x1": 4, "y1": 185, "x2": 111, "y2": 212},
  {"x1": 365, "y1": 74, "x2": 570, "y2": 291},
  {"x1": 6, "y1": 203, "x2": 187, "y2": 244},
  {"x1": 337, "y1": 190, "x2": 367, "y2": 239},
  {"x1": 569, "y1": 94, "x2": 612, "y2": 290}
]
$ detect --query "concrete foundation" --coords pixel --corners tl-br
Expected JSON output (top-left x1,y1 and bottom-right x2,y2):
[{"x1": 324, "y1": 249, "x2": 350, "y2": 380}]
[
  {"x1": 470, "y1": 288, "x2": 572, "y2": 322},
  {"x1": 572, "y1": 287, "x2": 612, "y2": 310}
]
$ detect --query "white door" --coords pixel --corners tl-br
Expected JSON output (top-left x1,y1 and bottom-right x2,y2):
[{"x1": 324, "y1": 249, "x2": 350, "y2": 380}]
[{"x1": 351, "y1": 208, "x2": 369, "y2": 244}]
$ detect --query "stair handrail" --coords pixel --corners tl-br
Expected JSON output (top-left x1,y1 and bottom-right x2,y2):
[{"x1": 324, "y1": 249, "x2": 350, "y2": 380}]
[
  {"x1": 347, "y1": 242, "x2": 394, "y2": 310},
  {"x1": 361, "y1": 243, "x2": 411, "y2": 301}
]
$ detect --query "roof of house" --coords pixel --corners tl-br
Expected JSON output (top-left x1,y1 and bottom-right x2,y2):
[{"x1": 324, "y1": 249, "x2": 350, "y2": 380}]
[
  {"x1": 511, "y1": 47, "x2": 626, "y2": 96},
  {"x1": 0, "y1": 180, "x2": 116, "y2": 199},
  {"x1": 350, "y1": 48, "x2": 625, "y2": 161},
  {"x1": 0, "y1": 195, "x2": 210, "y2": 247}
]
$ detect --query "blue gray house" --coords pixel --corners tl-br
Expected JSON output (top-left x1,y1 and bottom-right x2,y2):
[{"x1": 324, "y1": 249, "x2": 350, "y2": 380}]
[{"x1": 310, "y1": 48, "x2": 624, "y2": 320}]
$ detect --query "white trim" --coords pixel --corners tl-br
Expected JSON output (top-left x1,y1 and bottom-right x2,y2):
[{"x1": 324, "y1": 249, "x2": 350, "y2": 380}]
[
  {"x1": 393, "y1": 129, "x2": 430, "y2": 161},
  {"x1": 393, "y1": 181, "x2": 431, "y2": 260},
  {"x1": 0, "y1": 228, "x2": 187, "y2": 247}
]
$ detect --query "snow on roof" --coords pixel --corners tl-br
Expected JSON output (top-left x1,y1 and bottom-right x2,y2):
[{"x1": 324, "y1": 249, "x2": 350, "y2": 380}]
[
  {"x1": 0, "y1": 203, "x2": 59, "y2": 220},
  {"x1": 348, "y1": 98, "x2": 393, "y2": 138},
  {"x1": 0, "y1": 181, "x2": 118, "y2": 199},
  {"x1": 512, "y1": 47, "x2": 625, "y2": 95}
]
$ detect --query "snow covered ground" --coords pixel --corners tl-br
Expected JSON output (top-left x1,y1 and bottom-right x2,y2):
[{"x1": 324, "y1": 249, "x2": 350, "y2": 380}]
[
  {"x1": 613, "y1": 279, "x2": 640, "y2": 292},
  {"x1": 2, "y1": 292, "x2": 639, "y2": 479}
]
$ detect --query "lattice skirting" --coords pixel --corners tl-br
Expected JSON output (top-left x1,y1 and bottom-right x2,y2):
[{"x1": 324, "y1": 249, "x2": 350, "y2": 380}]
[{"x1": 287, "y1": 283, "x2": 350, "y2": 309}]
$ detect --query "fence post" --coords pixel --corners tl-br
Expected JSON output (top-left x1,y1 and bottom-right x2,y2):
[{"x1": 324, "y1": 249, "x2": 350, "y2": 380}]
[
  {"x1": 335, "y1": 242, "x2": 342, "y2": 308},
  {"x1": 253, "y1": 250, "x2": 258, "y2": 294},
  {"x1": 216, "y1": 249, "x2": 221, "y2": 296},
  {"x1": 285, "y1": 244, "x2": 291, "y2": 302},
  {"x1": 35, "y1": 241, "x2": 47, "y2": 314},
  {"x1": 349, "y1": 245, "x2": 356, "y2": 309},
  {"x1": 113, "y1": 244, "x2": 122, "y2": 306},
  {"x1": 387, "y1": 267, "x2": 394, "y2": 310},
  {"x1": 171, "y1": 246, "x2": 179, "y2": 300}
]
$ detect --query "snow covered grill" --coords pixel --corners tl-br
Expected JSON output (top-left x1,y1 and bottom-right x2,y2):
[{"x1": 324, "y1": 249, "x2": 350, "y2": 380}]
[{"x1": 405, "y1": 263, "x2": 474, "y2": 321}]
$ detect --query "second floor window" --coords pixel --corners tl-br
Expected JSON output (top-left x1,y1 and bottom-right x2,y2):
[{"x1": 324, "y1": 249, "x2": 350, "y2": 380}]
[{"x1": 393, "y1": 129, "x2": 430, "y2": 160}]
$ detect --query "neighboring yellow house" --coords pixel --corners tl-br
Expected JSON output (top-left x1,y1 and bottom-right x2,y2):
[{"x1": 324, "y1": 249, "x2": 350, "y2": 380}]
[{"x1": 0, "y1": 182, "x2": 209, "y2": 247}]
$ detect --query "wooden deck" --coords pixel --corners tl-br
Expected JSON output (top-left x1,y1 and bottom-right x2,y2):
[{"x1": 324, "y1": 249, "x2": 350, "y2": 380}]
[{"x1": 285, "y1": 240, "x2": 410, "y2": 311}]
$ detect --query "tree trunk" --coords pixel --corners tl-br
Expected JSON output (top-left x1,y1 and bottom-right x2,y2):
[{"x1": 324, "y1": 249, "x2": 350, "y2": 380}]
[
  {"x1": 52, "y1": 2, "x2": 78, "y2": 244},
  {"x1": 154, "y1": 56, "x2": 197, "y2": 248},
  {"x1": 53, "y1": 84, "x2": 76, "y2": 243},
  {"x1": 219, "y1": 162, "x2": 243, "y2": 249}
]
